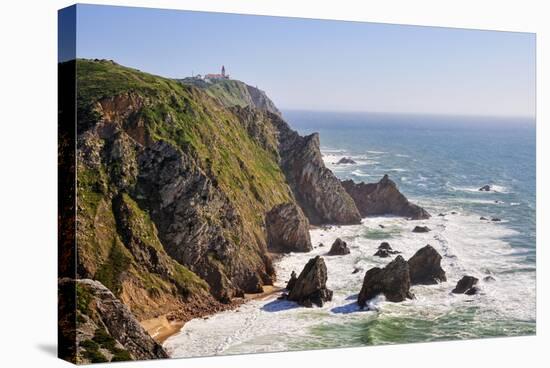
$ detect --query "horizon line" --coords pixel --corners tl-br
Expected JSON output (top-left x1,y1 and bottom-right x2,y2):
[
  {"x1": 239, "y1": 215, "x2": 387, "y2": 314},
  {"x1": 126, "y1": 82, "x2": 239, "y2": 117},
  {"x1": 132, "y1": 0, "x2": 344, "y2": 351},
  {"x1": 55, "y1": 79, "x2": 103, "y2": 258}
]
[{"x1": 279, "y1": 108, "x2": 536, "y2": 121}]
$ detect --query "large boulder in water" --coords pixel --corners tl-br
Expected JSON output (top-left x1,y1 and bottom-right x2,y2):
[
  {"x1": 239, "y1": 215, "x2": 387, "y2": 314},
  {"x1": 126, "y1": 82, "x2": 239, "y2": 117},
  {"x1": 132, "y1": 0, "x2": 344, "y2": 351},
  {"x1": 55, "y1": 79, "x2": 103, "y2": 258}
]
[
  {"x1": 357, "y1": 255, "x2": 414, "y2": 308},
  {"x1": 412, "y1": 225, "x2": 430, "y2": 233},
  {"x1": 287, "y1": 256, "x2": 333, "y2": 307},
  {"x1": 407, "y1": 245, "x2": 447, "y2": 285},
  {"x1": 328, "y1": 238, "x2": 350, "y2": 255},
  {"x1": 341, "y1": 175, "x2": 430, "y2": 220},
  {"x1": 479, "y1": 185, "x2": 491, "y2": 192},
  {"x1": 452, "y1": 276, "x2": 479, "y2": 294},
  {"x1": 266, "y1": 203, "x2": 312, "y2": 253}
]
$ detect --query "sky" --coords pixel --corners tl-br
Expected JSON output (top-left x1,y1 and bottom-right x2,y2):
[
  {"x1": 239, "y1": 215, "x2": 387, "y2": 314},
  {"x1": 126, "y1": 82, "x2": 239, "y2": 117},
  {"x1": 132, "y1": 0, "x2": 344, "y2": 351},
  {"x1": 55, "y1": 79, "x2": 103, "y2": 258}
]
[{"x1": 65, "y1": 4, "x2": 535, "y2": 117}]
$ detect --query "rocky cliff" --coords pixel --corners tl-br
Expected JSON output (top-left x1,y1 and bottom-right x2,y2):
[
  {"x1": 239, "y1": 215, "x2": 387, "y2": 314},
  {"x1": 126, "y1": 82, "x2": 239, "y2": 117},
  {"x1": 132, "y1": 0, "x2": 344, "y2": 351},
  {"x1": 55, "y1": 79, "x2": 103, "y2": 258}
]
[
  {"x1": 63, "y1": 59, "x2": 434, "y2": 363},
  {"x1": 74, "y1": 59, "x2": 299, "y2": 317},
  {"x1": 267, "y1": 113, "x2": 362, "y2": 225},
  {"x1": 59, "y1": 278, "x2": 167, "y2": 363}
]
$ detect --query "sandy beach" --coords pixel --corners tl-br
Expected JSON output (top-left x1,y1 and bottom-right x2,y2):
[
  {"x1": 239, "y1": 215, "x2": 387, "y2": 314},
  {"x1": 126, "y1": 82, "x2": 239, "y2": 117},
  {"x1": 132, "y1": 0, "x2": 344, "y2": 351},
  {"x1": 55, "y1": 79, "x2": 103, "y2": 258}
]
[{"x1": 141, "y1": 285, "x2": 284, "y2": 344}]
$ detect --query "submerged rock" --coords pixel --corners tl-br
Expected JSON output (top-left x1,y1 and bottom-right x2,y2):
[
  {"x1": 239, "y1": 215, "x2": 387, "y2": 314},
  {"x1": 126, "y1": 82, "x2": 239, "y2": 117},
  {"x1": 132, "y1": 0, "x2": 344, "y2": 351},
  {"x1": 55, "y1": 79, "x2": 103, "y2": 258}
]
[
  {"x1": 357, "y1": 255, "x2": 414, "y2": 308},
  {"x1": 287, "y1": 256, "x2": 333, "y2": 307},
  {"x1": 373, "y1": 249, "x2": 391, "y2": 258},
  {"x1": 341, "y1": 175, "x2": 430, "y2": 220},
  {"x1": 378, "y1": 242, "x2": 392, "y2": 250},
  {"x1": 266, "y1": 202, "x2": 312, "y2": 253},
  {"x1": 412, "y1": 225, "x2": 431, "y2": 233},
  {"x1": 328, "y1": 238, "x2": 351, "y2": 255},
  {"x1": 480, "y1": 216, "x2": 489, "y2": 221},
  {"x1": 452, "y1": 276, "x2": 479, "y2": 294},
  {"x1": 479, "y1": 185, "x2": 491, "y2": 191},
  {"x1": 491, "y1": 217, "x2": 502, "y2": 222},
  {"x1": 407, "y1": 245, "x2": 447, "y2": 285},
  {"x1": 336, "y1": 157, "x2": 357, "y2": 164}
]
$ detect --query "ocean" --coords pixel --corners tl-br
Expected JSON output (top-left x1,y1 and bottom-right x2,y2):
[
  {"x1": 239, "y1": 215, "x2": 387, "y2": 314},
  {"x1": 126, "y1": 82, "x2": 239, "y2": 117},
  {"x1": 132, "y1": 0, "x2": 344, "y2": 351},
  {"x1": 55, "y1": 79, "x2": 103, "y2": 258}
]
[{"x1": 164, "y1": 111, "x2": 536, "y2": 357}]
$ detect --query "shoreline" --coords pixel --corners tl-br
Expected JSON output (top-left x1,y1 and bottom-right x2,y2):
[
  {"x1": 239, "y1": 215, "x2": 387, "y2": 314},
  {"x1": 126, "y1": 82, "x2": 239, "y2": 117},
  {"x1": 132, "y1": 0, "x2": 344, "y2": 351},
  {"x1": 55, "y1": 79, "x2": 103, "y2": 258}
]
[{"x1": 141, "y1": 284, "x2": 285, "y2": 345}]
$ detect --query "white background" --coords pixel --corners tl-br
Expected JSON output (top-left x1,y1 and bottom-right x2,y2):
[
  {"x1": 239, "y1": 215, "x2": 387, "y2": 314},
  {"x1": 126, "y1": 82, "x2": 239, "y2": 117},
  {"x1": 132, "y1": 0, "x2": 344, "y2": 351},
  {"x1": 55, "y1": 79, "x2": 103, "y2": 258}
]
[{"x1": 0, "y1": 0, "x2": 547, "y2": 366}]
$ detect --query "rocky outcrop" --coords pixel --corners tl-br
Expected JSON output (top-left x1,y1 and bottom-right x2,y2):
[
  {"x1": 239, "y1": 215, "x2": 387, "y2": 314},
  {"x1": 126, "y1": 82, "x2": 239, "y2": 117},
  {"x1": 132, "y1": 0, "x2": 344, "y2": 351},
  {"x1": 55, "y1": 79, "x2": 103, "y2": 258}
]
[
  {"x1": 266, "y1": 203, "x2": 312, "y2": 253},
  {"x1": 357, "y1": 256, "x2": 413, "y2": 308},
  {"x1": 374, "y1": 242, "x2": 400, "y2": 257},
  {"x1": 268, "y1": 113, "x2": 362, "y2": 225},
  {"x1": 74, "y1": 59, "x2": 302, "y2": 318},
  {"x1": 336, "y1": 157, "x2": 356, "y2": 164},
  {"x1": 341, "y1": 175, "x2": 430, "y2": 220},
  {"x1": 407, "y1": 245, "x2": 447, "y2": 285},
  {"x1": 452, "y1": 276, "x2": 479, "y2": 294},
  {"x1": 287, "y1": 256, "x2": 333, "y2": 307},
  {"x1": 412, "y1": 225, "x2": 431, "y2": 233},
  {"x1": 59, "y1": 278, "x2": 167, "y2": 364},
  {"x1": 479, "y1": 185, "x2": 491, "y2": 191},
  {"x1": 286, "y1": 271, "x2": 298, "y2": 291},
  {"x1": 328, "y1": 238, "x2": 351, "y2": 255}
]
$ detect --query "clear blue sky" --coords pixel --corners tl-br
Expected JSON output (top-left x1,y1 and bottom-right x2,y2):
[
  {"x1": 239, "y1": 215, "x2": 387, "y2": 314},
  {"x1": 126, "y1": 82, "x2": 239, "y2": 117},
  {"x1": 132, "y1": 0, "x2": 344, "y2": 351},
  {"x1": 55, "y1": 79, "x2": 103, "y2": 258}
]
[{"x1": 70, "y1": 4, "x2": 535, "y2": 117}]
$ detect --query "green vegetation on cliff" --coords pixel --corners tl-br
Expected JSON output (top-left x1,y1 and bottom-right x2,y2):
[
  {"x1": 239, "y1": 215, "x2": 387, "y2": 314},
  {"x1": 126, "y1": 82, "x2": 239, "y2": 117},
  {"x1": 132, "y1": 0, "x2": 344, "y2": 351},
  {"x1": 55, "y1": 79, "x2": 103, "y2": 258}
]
[{"x1": 75, "y1": 59, "x2": 295, "y2": 318}]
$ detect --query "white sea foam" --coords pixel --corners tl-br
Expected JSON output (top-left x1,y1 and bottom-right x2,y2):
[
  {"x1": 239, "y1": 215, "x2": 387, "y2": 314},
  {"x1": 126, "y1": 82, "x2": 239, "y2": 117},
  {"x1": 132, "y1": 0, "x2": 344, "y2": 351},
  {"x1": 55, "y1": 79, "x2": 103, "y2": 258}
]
[
  {"x1": 164, "y1": 211, "x2": 534, "y2": 358},
  {"x1": 366, "y1": 150, "x2": 387, "y2": 154},
  {"x1": 351, "y1": 169, "x2": 371, "y2": 177}
]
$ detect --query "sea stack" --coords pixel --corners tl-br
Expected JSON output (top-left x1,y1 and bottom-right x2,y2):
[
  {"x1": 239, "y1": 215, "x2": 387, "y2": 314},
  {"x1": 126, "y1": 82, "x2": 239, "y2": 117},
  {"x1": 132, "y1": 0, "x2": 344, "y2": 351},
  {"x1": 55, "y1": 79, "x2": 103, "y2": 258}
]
[
  {"x1": 407, "y1": 245, "x2": 446, "y2": 285},
  {"x1": 341, "y1": 175, "x2": 430, "y2": 219},
  {"x1": 357, "y1": 255, "x2": 414, "y2": 308},
  {"x1": 287, "y1": 256, "x2": 333, "y2": 307}
]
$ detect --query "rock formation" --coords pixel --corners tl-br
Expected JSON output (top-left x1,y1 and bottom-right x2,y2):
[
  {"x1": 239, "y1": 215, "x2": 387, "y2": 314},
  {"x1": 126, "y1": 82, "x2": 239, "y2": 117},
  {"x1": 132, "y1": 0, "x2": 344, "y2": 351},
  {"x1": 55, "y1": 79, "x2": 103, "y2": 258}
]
[
  {"x1": 336, "y1": 157, "x2": 357, "y2": 164},
  {"x1": 357, "y1": 255, "x2": 413, "y2": 308},
  {"x1": 374, "y1": 242, "x2": 400, "y2": 257},
  {"x1": 62, "y1": 59, "x2": 429, "y2": 362},
  {"x1": 59, "y1": 278, "x2": 167, "y2": 364},
  {"x1": 268, "y1": 113, "x2": 362, "y2": 225},
  {"x1": 374, "y1": 249, "x2": 391, "y2": 258},
  {"x1": 328, "y1": 238, "x2": 351, "y2": 255},
  {"x1": 407, "y1": 245, "x2": 447, "y2": 285},
  {"x1": 412, "y1": 225, "x2": 431, "y2": 233},
  {"x1": 341, "y1": 175, "x2": 430, "y2": 220},
  {"x1": 287, "y1": 256, "x2": 333, "y2": 307},
  {"x1": 479, "y1": 185, "x2": 491, "y2": 191},
  {"x1": 452, "y1": 276, "x2": 479, "y2": 294},
  {"x1": 286, "y1": 271, "x2": 298, "y2": 291},
  {"x1": 266, "y1": 203, "x2": 312, "y2": 253}
]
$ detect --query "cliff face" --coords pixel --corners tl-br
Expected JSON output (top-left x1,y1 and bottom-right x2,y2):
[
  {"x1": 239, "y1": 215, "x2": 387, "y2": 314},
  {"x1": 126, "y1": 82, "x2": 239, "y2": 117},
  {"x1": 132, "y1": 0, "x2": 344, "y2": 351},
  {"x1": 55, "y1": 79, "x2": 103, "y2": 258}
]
[
  {"x1": 59, "y1": 278, "x2": 167, "y2": 364},
  {"x1": 181, "y1": 80, "x2": 362, "y2": 226},
  {"x1": 75, "y1": 60, "x2": 295, "y2": 320},
  {"x1": 267, "y1": 113, "x2": 362, "y2": 225},
  {"x1": 66, "y1": 59, "x2": 427, "y2": 363}
]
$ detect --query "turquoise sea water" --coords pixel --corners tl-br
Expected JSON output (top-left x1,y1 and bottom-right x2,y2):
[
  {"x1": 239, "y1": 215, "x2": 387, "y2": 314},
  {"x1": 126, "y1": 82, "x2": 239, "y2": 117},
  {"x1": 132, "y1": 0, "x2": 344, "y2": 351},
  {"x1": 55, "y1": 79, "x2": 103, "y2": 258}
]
[{"x1": 164, "y1": 111, "x2": 536, "y2": 357}]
